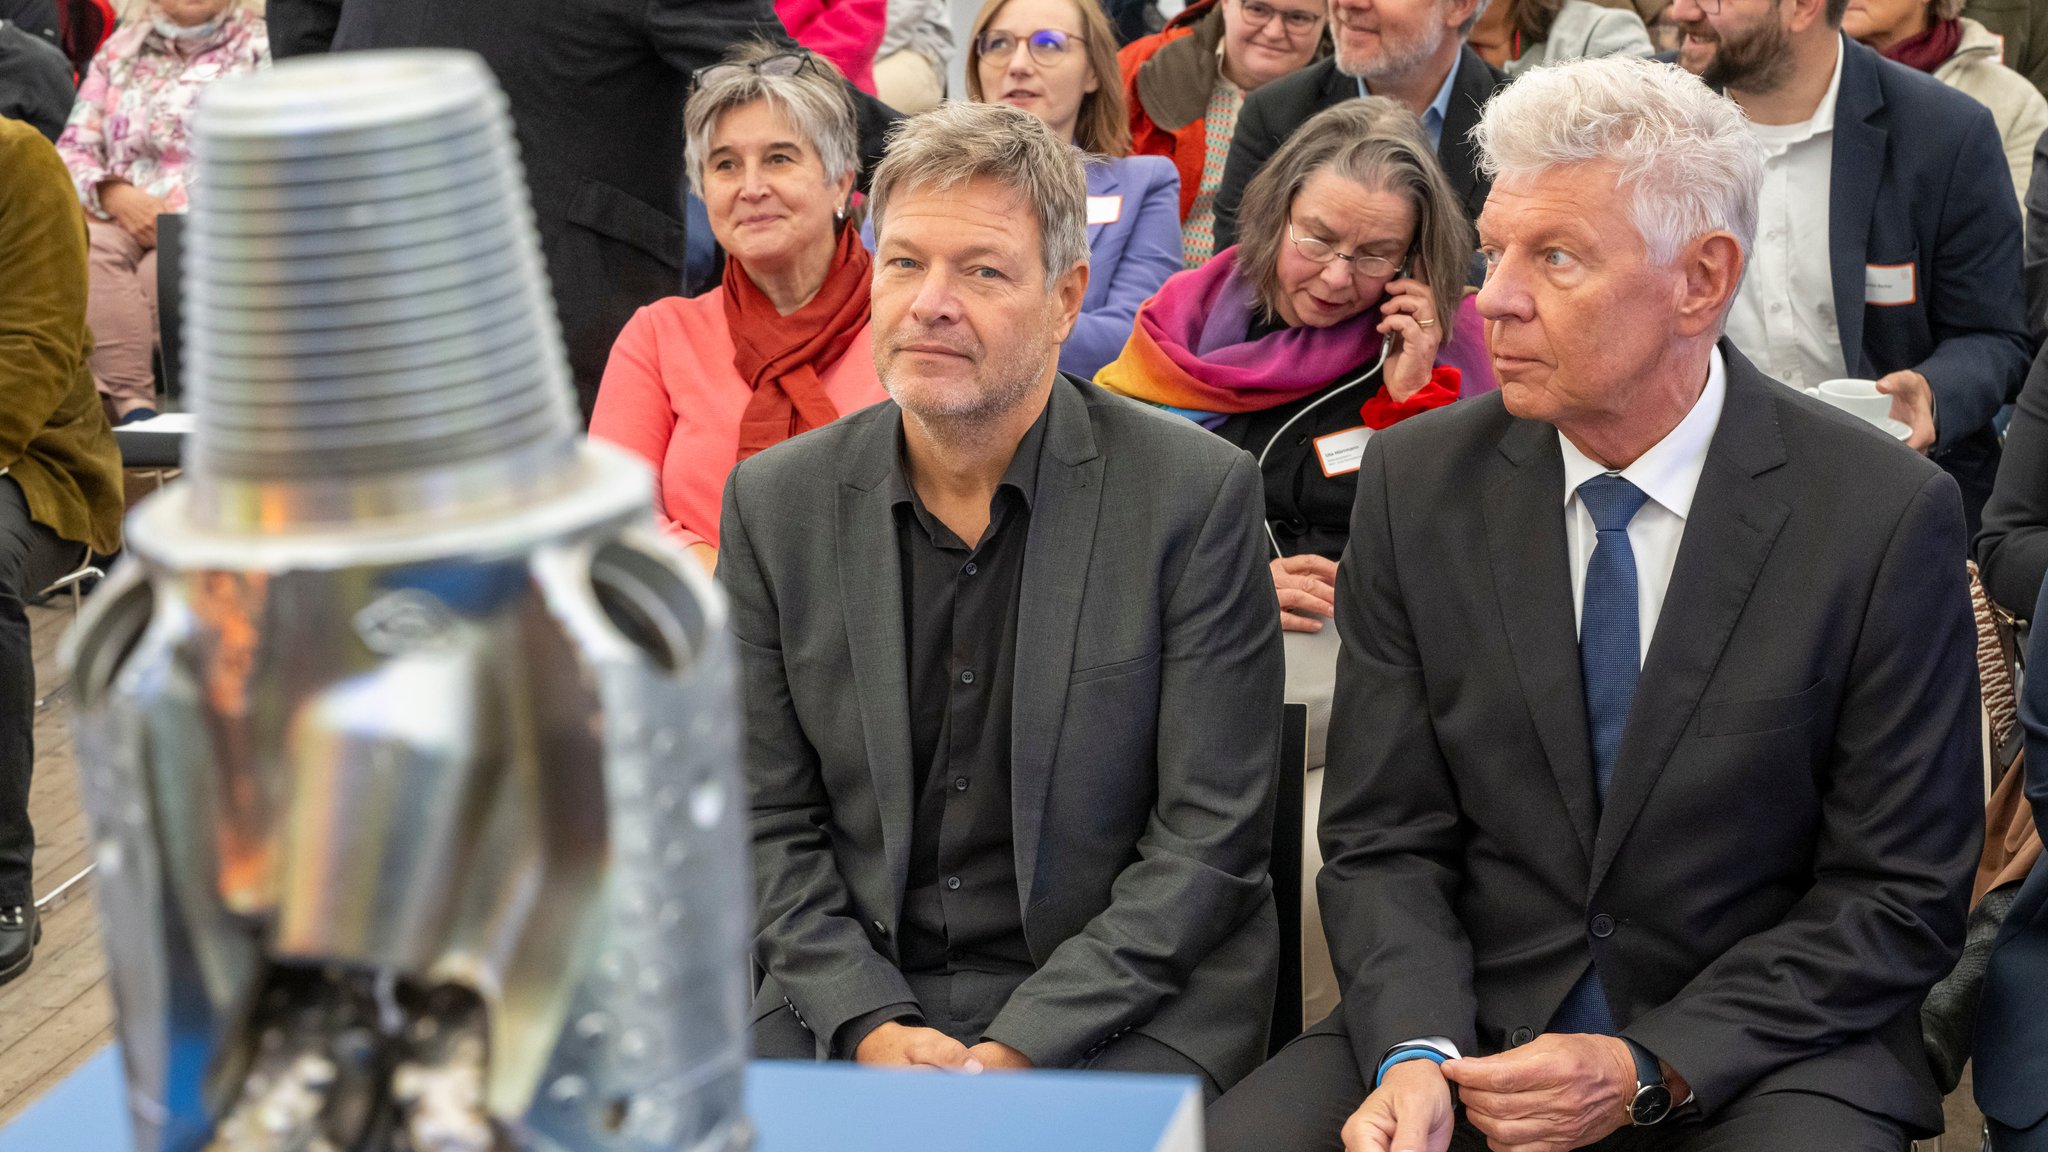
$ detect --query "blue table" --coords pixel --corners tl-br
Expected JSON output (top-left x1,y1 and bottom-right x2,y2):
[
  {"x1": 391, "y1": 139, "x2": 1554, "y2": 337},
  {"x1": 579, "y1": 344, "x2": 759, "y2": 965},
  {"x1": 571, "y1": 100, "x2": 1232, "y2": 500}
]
[{"x1": 0, "y1": 1049, "x2": 1202, "y2": 1151}]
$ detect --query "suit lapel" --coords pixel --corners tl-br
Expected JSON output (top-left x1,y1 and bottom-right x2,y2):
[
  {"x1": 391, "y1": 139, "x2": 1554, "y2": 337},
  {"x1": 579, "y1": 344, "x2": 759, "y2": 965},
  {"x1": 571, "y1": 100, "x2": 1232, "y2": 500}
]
[
  {"x1": 1010, "y1": 378, "x2": 1104, "y2": 916},
  {"x1": 1828, "y1": 36, "x2": 1885, "y2": 372},
  {"x1": 1484, "y1": 419, "x2": 1599, "y2": 862},
  {"x1": 1589, "y1": 349, "x2": 1791, "y2": 891},
  {"x1": 1084, "y1": 161, "x2": 1115, "y2": 249},
  {"x1": 836, "y1": 405, "x2": 917, "y2": 901},
  {"x1": 1440, "y1": 48, "x2": 1501, "y2": 222}
]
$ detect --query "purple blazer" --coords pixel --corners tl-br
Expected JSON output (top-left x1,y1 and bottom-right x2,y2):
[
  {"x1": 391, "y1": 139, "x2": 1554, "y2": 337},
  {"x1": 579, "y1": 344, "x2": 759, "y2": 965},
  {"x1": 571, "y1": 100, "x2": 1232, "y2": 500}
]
[{"x1": 1066, "y1": 154, "x2": 1183, "y2": 379}]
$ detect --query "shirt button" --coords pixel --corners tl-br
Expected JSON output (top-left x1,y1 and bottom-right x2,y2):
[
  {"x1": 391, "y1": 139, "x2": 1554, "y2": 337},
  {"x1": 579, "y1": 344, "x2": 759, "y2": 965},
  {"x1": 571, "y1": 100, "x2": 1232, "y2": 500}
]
[
  {"x1": 1591, "y1": 914, "x2": 1615, "y2": 938},
  {"x1": 1770, "y1": 302, "x2": 1785, "y2": 314},
  {"x1": 953, "y1": 776, "x2": 969, "y2": 792},
  {"x1": 1510, "y1": 1026, "x2": 1535, "y2": 1046},
  {"x1": 963, "y1": 562, "x2": 978, "y2": 576},
  {"x1": 959, "y1": 669, "x2": 975, "y2": 685},
  {"x1": 946, "y1": 876, "x2": 962, "y2": 891}
]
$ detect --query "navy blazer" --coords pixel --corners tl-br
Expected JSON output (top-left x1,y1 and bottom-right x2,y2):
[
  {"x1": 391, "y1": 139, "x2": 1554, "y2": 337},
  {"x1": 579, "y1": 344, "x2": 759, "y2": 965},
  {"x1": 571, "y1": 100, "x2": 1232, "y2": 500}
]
[
  {"x1": 1825, "y1": 36, "x2": 2031, "y2": 524},
  {"x1": 1065, "y1": 154, "x2": 1182, "y2": 380},
  {"x1": 1974, "y1": 578, "x2": 2048, "y2": 1145}
]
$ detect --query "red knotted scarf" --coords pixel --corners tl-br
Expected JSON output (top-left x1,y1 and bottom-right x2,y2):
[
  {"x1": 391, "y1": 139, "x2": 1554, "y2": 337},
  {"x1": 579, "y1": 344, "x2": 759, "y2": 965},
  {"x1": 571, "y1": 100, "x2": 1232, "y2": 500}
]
[
  {"x1": 725, "y1": 222, "x2": 873, "y2": 461},
  {"x1": 1880, "y1": 17, "x2": 1962, "y2": 74}
]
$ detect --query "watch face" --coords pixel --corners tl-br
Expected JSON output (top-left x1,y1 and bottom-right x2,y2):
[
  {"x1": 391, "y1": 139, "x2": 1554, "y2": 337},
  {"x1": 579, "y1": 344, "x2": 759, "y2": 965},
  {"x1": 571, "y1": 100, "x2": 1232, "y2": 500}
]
[{"x1": 1630, "y1": 1084, "x2": 1673, "y2": 1126}]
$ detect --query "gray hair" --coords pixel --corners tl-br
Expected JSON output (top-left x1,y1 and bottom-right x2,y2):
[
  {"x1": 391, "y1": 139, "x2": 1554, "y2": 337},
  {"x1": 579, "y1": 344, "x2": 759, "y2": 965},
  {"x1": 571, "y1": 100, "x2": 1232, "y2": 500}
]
[
  {"x1": 1473, "y1": 55, "x2": 1762, "y2": 267},
  {"x1": 867, "y1": 102, "x2": 1090, "y2": 278},
  {"x1": 1236, "y1": 98, "x2": 1470, "y2": 333},
  {"x1": 683, "y1": 43, "x2": 860, "y2": 199}
]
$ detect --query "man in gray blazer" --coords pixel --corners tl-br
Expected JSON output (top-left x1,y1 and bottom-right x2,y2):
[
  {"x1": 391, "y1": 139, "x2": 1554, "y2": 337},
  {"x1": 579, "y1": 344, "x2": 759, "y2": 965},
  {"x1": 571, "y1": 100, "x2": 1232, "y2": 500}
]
[{"x1": 719, "y1": 102, "x2": 1285, "y2": 1097}]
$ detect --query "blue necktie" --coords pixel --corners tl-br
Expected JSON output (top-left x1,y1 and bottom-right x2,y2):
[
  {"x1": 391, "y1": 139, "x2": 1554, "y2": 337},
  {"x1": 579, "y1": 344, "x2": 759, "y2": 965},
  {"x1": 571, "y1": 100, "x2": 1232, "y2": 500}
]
[{"x1": 1549, "y1": 473, "x2": 1649, "y2": 1037}]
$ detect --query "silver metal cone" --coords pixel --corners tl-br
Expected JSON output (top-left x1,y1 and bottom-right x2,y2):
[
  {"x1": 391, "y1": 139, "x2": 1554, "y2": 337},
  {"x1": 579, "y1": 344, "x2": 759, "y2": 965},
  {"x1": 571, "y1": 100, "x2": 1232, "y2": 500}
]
[
  {"x1": 65, "y1": 50, "x2": 754, "y2": 1152},
  {"x1": 182, "y1": 50, "x2": 581, "y2": 531}
]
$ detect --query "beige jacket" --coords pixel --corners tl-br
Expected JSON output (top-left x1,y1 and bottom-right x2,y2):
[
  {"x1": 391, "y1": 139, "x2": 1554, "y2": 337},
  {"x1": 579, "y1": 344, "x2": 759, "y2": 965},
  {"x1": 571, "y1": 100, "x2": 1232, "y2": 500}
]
[{"x1": 1937, "y1": 16, "x2": 2048, "y2": 203}]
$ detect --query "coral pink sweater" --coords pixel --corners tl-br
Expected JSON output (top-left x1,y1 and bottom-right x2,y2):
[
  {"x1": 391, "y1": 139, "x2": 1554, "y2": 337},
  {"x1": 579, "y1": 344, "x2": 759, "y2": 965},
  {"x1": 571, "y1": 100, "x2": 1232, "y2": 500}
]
[
  {"x1": 774, "y1": 0, "x2": 886, "y2": 93},
  {"x1": 590, "y1": 290, "x2": 886, "y2": 549}
]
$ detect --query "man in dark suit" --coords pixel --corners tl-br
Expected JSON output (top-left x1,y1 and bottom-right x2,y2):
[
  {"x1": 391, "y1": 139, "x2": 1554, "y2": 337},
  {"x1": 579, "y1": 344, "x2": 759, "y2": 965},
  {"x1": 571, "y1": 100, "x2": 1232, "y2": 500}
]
[
  {"x1": 1208, "y1": 56, "x2": 1981, "y2": 1151},
  {"x1": 2026, "y1": 126, "x2": 2045, "y2": 345},
  {"x1": 721, "y1": 102, "x2": 1284, "y2": 1097},
  {"x1": 1974, "y1": 579, "x2": 2048, "y2": 1152},
  {"x1": 1666, "y1": 0, "x2": 2030, "y2": 535},
  {"x1": 1211, "y1": 0, "x2": 1504, "y2": 250},
  {"x1": 267, "y1": 0, "x2": 898, "y2": 422}
]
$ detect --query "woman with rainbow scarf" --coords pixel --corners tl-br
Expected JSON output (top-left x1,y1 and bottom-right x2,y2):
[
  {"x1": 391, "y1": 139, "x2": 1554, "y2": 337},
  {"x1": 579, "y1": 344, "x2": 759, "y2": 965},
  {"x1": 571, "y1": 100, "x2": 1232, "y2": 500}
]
[{"x1": 1096, "y1": 98, "x2": 1495, "y2": 637}]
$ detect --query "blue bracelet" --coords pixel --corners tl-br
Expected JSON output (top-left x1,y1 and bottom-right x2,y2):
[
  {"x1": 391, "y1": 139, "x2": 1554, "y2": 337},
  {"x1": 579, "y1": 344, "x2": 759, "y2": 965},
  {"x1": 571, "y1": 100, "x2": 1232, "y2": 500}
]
[{"x1": 1374, "y1": 1046, "x2": 1450, "y2": 1087}]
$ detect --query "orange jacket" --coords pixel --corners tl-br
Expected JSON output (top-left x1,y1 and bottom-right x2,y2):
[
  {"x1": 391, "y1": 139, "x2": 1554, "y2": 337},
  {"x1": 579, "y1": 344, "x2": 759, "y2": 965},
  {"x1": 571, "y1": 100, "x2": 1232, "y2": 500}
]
[{"x1": 1118, "y1": 0, "x2": 1218, "y2": 221}]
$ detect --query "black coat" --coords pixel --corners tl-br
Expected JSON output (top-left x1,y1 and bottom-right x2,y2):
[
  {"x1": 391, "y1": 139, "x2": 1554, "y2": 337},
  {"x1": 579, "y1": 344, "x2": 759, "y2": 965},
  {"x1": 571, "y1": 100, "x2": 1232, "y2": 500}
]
[
  {"x1": 268, "y1": 0, "x2": 898, "y2": 421},
  {"x1": 1211, "y1": 47, "x2": 1504, "y2": 252},
  {"x1": 1323, "y1": 343, "x2": 1980, "y2": 1133}
]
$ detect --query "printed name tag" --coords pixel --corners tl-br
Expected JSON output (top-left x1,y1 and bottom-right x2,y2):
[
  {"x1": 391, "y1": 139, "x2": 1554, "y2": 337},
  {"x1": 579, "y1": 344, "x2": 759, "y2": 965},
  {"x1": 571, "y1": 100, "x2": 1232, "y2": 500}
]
[
  {"x1": 1314, "y1": 426, "x2": 1373, "y2": 477},
  {"x1": 1865, "y1": 262, "x2": 1916, "y2": 306},
  {"x1": 1086, "y1": 195, "x2": 1123, "y2": 225}
]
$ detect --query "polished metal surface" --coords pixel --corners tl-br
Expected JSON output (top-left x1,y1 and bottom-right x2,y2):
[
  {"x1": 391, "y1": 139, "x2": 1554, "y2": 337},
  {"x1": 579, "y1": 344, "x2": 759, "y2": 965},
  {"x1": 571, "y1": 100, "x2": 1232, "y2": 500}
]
[{"x1": 66, "y1": 51, "x2": 752, "y2": 1152}]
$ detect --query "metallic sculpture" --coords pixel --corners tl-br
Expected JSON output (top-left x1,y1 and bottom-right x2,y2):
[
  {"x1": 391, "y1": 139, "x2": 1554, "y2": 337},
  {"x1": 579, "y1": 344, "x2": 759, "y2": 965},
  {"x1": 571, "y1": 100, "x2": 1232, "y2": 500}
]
[{"x1": 63, "y1": 51, "x2": 753, "y2": 1152}]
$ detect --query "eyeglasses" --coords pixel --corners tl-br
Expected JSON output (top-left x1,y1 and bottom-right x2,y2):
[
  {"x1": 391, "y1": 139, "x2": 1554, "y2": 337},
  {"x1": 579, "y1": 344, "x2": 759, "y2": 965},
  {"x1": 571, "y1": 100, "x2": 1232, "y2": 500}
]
[
  {"x1": 1288, "y1": 223, "x2": 1404, "y2": 278},
  {"x1": 977, "y1": 29, "x2": 1087, "y2": 68},
  {"x1": 1235, "y1": 0, "x2": 1323, "y2": 35},
  {"x1": 695, "y1": 52, "x2": 817, "y2": 91}
]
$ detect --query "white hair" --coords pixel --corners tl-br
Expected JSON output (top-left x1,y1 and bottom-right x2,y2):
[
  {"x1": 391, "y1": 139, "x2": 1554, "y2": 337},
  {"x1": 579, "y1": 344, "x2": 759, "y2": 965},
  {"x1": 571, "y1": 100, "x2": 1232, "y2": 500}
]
[{"x1": 1473, "y1": 56, "x2": 1762, "y2": 267}]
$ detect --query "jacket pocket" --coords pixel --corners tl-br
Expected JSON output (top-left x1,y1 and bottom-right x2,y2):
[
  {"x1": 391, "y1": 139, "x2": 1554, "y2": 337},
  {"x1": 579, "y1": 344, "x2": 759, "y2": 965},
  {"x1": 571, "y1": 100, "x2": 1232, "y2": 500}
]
[
  {"x1": 565, "y1": 177, "x2": 685, "y2": 271},
  {"x1": 1697, "y1": 677, "x2": 1830, "y2": 737},
  {"x1": 1068, "y1": 650, "x2": 1160, "y2": 687}
]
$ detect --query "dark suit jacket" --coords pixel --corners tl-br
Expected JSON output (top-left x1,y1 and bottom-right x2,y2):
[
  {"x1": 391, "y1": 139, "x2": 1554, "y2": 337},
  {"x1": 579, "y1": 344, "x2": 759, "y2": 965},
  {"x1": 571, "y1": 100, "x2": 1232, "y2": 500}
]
[
  {"x1": 1973, "y1": 578, "x2": 2048, "y2": 1142},
  {"x1": 267, "y1": 0, "x2": 898, "y2": 422},
  {"x1": 719, "y1": 375, "x2": 1285, "y2": 1088},
  {"x1": 1211, "y1": 47, "x2": 1503, "y2": 252},
  {"x1": 1823, "y1": 36, "x2": 2031, "y2": 527},
  {"x1": 2025, "y1": 123, "x2": 2046, "y2": 346},
  {"x1": 1321, "y1": 344, "x2": 1982, "y2": 1133},
  {"x1": 1975, "y1": 343, "x2": 2048, "y2": 619}
]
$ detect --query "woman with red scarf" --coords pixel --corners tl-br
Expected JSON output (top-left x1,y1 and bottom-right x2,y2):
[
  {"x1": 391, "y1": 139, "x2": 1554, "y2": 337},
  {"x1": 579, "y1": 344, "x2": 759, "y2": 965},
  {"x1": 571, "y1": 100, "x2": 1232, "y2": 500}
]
[
  {"x1": 591, "y1": 45, "x2": 885, "y2": 573},
  {"x1": 1845, "y1": 0, "x2": 2047, "y2": 202}
]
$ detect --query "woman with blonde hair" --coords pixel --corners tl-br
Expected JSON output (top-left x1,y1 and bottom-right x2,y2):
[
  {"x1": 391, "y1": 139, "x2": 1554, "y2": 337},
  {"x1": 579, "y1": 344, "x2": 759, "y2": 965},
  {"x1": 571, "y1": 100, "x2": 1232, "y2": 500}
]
[{"x1": 966, "y1": 0, "x2": 1183, "y2": 379}]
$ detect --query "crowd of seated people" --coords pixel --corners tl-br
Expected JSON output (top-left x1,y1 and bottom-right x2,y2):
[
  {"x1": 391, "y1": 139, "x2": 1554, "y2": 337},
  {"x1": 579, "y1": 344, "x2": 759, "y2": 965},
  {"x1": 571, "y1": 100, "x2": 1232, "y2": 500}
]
[{"x1": 14, "y1": 0, "x2": 2048, "y2": 1147}]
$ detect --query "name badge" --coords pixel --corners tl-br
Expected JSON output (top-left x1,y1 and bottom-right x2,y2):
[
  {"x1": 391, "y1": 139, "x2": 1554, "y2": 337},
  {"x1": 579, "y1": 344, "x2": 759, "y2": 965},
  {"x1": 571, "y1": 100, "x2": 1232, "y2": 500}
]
[
  {"x1": 1314, "y1": 426, "x2": 1373, "y2": 477},
  {"x1": 1865, "y1": 262, "x2": 1916, "y2": 307},
  {"x1": 1086, "y1": 195, "x2": 1123, "y2": 225}
]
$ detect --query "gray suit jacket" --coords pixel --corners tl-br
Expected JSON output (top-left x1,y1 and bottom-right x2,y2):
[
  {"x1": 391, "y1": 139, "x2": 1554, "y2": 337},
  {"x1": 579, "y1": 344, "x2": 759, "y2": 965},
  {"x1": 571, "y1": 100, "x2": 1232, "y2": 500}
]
[{"x1": 719, "y1": 374, "x2": 1285, "y2": 1087}]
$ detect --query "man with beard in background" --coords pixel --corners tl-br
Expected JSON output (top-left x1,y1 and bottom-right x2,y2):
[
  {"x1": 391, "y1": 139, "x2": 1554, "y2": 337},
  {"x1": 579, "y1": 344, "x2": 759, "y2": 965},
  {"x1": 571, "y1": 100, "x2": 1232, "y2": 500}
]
[{"x1": 1665, "y1": 0, "x2": 2027, "y2": 534}]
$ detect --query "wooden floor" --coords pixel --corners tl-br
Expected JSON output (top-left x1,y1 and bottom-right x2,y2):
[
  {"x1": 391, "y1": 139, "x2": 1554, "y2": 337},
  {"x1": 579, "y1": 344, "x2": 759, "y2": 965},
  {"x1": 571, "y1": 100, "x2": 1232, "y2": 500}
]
[
  {"x1": 0, "y1": 598, "x2": 2002, "y2": 1143},
  {"x1": 0, "y1": 600, "x2": 111, "y2": 1126}
]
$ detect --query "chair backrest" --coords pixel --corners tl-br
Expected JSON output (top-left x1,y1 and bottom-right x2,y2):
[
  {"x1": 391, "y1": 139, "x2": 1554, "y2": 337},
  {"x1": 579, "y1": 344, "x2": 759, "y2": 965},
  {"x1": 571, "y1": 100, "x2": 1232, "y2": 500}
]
[
  {"x1": 156, "y1": 211, "x2": 183, "y2": 403},
  {"x1": 1269, "y1": 702, "x2": 1308, "y2": 1056}
]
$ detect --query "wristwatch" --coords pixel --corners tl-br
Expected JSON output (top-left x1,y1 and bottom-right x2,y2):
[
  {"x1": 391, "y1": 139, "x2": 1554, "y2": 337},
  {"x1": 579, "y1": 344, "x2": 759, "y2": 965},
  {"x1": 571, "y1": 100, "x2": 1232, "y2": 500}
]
[{"x1": 1621, "y1": 1038, "x2": 1672, "y2": 1126}]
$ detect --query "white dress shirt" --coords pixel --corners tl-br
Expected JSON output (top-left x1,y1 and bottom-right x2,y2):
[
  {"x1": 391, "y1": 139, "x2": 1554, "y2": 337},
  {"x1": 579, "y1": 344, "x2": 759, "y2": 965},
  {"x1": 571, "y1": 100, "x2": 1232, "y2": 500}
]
[
  {"x1": 1559, "y1": 348, "x2": 1727, "y2": 662},
  {"x1": 1724, "y1": 36, "x2": 1848, "y2": 391}
]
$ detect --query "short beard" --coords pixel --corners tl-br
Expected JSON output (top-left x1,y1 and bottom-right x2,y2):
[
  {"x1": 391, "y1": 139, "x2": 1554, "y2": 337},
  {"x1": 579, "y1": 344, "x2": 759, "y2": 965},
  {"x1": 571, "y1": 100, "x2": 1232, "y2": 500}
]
[
  {"x1": 1332, "y1": 18, "x2": 1447, "y2": 86},
  {"x1": 1691, "y1": 3, "x2": 1795, "y2": 94},
  {"x1": 882, "y1": 337, "x2": 1056, "y2": 447}
]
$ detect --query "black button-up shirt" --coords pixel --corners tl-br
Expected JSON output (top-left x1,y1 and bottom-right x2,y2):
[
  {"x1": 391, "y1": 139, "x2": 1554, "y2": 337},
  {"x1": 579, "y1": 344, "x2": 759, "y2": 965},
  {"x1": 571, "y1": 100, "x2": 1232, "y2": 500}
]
[{"x1": 889, "y1": 409, "x2": 1047, "y2": 979}]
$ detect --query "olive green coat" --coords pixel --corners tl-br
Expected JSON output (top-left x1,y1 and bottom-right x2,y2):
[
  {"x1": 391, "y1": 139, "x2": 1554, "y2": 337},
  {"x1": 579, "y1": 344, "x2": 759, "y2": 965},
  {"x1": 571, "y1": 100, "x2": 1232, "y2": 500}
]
[{"x1": 0, "y1": 117, "x2": 122, "y2": 557}]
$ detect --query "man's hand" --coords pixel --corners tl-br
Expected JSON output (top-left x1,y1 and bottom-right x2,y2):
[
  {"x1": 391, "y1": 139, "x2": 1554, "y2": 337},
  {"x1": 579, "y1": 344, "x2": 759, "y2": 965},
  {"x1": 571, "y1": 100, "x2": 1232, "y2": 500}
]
[
  {"x1": 1341, "y1": 1059, "x2": 1457, "y2": 1152},
  {"x1": 1272, "y1": 554, "x2": 1340, "y2": 633},
  {"x1": 965, "y1": 1040, "x2": 1033, "y2": 1070},
  {"x1": 1441, "y1": 1034, "x2": 1635, "y2": 1152},
  {"x1": 1875, "y1": 369, "x2": 1936, "y2": 454},
  {"x1": 98, "y1": 180, "x2": 166, "y2": 249},
  {"x1": 854, "y1": 1021, "x2": 983, "y2": 1071}
]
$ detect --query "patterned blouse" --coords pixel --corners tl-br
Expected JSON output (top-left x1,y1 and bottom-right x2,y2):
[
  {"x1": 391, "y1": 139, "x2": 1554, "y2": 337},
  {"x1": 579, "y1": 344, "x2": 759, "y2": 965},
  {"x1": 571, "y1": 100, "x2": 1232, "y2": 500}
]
[
  {"x1": 56, "y1": 8, "x2": 269, "y2": 220},
  {"x1": 1181, "y1": 72, "x2": 1244, "y2": 268}
]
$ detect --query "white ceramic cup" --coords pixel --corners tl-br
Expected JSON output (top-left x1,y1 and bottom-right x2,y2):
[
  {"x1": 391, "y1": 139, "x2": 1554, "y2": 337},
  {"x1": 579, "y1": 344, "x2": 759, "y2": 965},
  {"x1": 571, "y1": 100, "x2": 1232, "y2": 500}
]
[{"x1": 1812, "y1": 378, "x2": 1893, "y2": 426}]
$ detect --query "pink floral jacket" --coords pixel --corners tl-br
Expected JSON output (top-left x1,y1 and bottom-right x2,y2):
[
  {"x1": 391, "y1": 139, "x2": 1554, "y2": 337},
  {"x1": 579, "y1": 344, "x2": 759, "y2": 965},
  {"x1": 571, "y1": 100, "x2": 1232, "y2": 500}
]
[{"x1": 56, "y1": 8, "x2": 269, "y2": 220}]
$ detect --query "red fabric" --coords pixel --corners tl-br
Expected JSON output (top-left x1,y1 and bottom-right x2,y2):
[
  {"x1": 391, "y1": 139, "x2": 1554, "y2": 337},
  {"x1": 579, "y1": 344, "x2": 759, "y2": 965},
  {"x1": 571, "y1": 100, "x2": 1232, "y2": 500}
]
[
  {"x1": 775, "y1": 0, "x2": 885, "y2": 92},
  {"x1": 724, "y1": 223, "x2": 874, "y2": 461},
  {"x1": 1119, "y1": 4, "x2": 1213, "y2": 220},
  {"x1": 588, "y1": 290, "x2": 886, "y2": 550},
  {"x1": 1357, "y1": 366, "x2": 1460, "y2": 430},
  {"x1": 1880, "y1": 17, "x2": 1963, "y2": 74}
]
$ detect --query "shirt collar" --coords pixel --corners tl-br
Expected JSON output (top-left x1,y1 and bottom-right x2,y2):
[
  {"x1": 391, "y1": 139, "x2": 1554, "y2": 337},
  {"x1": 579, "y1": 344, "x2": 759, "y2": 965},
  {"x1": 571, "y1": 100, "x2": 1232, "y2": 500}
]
[
  {"x1": 1751, "y1": 34, "x2": 1845, "y2": 147},
  {"x1": 889, "y1": 400, "x2": 1051, "y2": 528},
  {"x1": 1356, "y1": 54, "x2": 1462, "y2": 149},
  {"x1": 1558, "y1": 346, "x2": 1726, "y2": 522}
]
